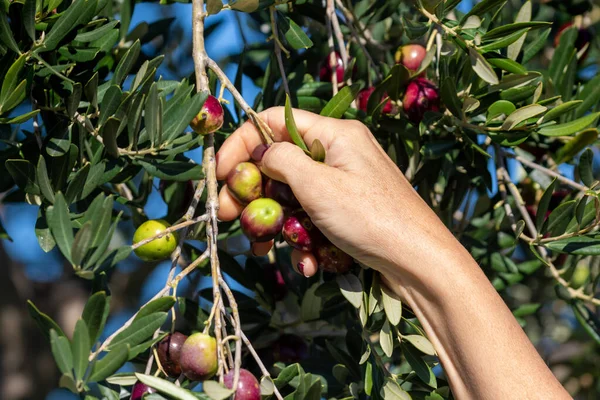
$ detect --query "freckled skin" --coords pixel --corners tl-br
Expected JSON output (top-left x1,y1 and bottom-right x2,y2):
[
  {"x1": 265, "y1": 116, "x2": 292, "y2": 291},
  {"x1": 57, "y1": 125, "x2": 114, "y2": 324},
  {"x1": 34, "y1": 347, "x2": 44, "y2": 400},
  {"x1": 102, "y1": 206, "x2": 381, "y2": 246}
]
[
  {"x1": 133, "y1": 220, "x2": 178, "y2": 262},
  {"x1": 264, "y1": 178, "x2": 300, "y2": 208},
  {"x1": 223, "y1": 369, "x2": 261, "y2": 400},
  {"x1": 240, "y1": 198, "x2": 285, "y2": 242},
  {"x1": 130, "y1": 382, "x2": 155, "y2": 400},
  {"x1": 315, "y1": 241, "x2": 353, "y2": 273},
  {"x1": 395, "y1": 44, "x2": 427, "y2": 72},
  {"x1": 180, "y1": 333, "x2": 218, "y2": 381},
  {"x1": 157, "y1": 332, "x2": 188, "y2": 377},
  {"x1": 227, "y1": 162, "x2": 263, "y2": 205},
  {"x1": 282, "y1": 211, "x2": 322, "y2": 252},
  {"x1": 190, "y1": 95, "x2": 224, "y2": 135},
  {"x1": 402, "y1": 78, "x2": 440, "y2": 123}
]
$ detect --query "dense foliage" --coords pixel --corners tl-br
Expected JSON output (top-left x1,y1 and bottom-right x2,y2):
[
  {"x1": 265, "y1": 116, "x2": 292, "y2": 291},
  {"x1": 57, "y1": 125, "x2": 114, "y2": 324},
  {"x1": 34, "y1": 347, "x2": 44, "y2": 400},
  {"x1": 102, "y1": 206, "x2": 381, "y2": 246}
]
[{"x1": 0, "y1": 0, "x2": 599, "y2": 398}]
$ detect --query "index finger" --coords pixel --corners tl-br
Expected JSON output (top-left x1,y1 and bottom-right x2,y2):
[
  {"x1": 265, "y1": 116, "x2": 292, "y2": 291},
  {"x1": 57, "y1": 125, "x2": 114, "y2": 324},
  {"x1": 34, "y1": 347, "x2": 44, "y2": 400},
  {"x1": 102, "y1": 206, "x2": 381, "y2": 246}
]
[{"x1": 215, "y1": 107, "x2": 343, "y2": 180}]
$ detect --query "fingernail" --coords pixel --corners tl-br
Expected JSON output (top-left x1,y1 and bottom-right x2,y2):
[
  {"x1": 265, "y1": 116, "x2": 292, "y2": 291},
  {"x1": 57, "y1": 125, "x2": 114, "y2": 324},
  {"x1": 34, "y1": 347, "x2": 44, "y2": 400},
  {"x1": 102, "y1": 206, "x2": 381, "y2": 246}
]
[
  {"x1": 251, "y1": 144, "x2": 271, "y2": 162},
  {"x1": 297, "y1": 262, "x2": 306, "y2": 277}
]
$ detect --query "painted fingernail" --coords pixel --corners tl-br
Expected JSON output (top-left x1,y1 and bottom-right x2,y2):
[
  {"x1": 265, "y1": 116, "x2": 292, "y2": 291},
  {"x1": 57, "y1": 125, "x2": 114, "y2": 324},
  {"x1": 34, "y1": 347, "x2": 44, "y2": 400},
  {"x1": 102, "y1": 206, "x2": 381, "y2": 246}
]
[
  {"x1": 251, "y1": 144, "x2": 271, "y2": 162},
  {"x1": 297, "y1": 262, "x2": 306, "y2": 276}
]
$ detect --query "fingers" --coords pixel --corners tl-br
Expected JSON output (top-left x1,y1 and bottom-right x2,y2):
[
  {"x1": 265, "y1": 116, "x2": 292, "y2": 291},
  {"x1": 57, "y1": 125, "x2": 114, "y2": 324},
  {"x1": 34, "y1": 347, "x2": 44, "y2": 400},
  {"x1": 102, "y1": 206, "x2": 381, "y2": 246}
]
[
  {"x1": 216, "y1": 107, "x2": 344, "y2": 180},
  {"x1": 251, "y1": 241, "x2": 273, "y2": 257},
  {"x1": 291, "y1": 250, "x2": 319, "y2": 278},
  {"x1": 259, "y1": 142, "x2": 332, "y2": 187},
  {"x1": 217, "y1": 186, "x2": 244, "y2": 221}
]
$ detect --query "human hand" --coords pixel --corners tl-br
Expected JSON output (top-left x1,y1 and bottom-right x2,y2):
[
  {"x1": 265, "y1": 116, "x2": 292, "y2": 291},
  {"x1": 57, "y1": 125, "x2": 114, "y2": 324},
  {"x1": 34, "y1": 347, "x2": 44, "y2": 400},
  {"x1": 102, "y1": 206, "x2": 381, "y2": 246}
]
[{"x1": 216, "y1": 107, "x2": 460, "y2": 279}]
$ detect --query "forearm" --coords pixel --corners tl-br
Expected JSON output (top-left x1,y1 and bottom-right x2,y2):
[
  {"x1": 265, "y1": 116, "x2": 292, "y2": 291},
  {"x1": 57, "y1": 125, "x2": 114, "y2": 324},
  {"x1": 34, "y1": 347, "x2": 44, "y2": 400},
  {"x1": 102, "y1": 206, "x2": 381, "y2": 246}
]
[{"x1": 382, "y1": 239, "x2": 570, "y2": 400}]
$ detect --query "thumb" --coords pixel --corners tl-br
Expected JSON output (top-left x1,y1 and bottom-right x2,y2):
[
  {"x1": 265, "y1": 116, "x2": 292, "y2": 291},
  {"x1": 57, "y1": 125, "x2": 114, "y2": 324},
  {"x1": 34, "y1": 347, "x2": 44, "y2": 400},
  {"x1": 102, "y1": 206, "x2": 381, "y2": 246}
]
[{"x1": 259, "y1": 142, "x2": 327, "y2": 187}]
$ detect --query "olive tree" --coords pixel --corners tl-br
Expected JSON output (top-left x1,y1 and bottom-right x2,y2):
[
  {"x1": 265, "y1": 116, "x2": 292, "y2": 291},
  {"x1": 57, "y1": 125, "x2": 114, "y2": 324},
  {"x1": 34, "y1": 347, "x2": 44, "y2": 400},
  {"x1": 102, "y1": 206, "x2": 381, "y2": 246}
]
[{"x1": 0, "y1": 0, "x2": 599, "y2": 398}]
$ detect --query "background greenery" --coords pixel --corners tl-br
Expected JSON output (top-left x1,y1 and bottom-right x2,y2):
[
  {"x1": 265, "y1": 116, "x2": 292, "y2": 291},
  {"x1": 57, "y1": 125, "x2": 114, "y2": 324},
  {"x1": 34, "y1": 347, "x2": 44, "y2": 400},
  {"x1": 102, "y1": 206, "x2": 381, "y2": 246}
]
[{"x1": 0, "y1": 0, "x2": 599, "y2": 399}]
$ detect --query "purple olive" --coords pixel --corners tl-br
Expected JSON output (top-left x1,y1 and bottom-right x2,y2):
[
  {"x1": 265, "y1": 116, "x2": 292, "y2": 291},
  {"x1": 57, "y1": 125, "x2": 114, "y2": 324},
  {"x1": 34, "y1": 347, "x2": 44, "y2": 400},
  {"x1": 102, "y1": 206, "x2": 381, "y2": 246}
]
[
  {"x1": 227, "y1": 162, "x2": 263, "y2": 205},
  {"x1": 240, "y1": 198, "x2": 285, "y2": 242}
]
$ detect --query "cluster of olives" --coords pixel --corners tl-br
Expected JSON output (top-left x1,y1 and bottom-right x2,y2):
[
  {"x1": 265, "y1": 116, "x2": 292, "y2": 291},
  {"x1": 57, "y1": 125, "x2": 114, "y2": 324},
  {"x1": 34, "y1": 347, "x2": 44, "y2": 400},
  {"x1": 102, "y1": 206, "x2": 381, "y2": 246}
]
[
  {"x1": 228, "y1": 162, "x2": 354, "y2": 274},
  {"x1": 131, "y1": 332, "x2": 260, "y2": 400},
  {"x1": 321, "y1": 45, "x2": 440, "y2": 124}
]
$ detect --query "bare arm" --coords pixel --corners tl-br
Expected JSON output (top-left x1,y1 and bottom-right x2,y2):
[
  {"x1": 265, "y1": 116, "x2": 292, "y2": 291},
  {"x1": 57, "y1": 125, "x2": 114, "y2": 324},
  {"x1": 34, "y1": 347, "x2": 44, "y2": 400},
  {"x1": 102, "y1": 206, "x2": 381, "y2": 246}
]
[{"x1": 215, "y1": 107, "x2": 571, "y2": 400}]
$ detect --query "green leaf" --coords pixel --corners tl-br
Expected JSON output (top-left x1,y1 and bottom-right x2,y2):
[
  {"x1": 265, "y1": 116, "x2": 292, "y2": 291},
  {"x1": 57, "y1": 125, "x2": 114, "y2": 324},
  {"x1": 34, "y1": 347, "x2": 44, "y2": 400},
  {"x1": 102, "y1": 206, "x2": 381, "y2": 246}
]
[
  {"x1": 512, "y1": 303, "x2": 541, "y2": 318},
  {"x1": 0, "y1": 79, "x2": 27, "y2": 114},
  {"x1": 135, "y1": 159, "x2": 204, "y2": 182},
  {"x1": 36, "y1": 156, "x2": 55, "y2": 203},
  {"x1": 75, "y1": 20, "x2": 119, "y2": 42},
  {"x1": 320, "y1": 84, "x2": 361, "y2": 119},
  {"x1": 381, "y1": 285, "x2": 402, "y2": 326},
  {"x1": 112, "y1": 40, "x2": 141, "y2": 86},
  {"x1": 440, "y1": 79, "x2": 463, "y2": 119},
  {"x1": 71, "y1": 221, "x2": 93, "y2": 267},
  {"x1": 108, "y1": 312, "x2": 167, "y2": 349},
  {"x1": 275, "y1": 364, "x2": 302, "y2": 388},
  {"x1": 403, "y1": 334, "x2": 436, "y2": 356},
  {"x1": 145, "y1": 82, "x2": 160, "y2": 147},
  {"x1": 542, "y1": 100, "x2": 584, "y2": 123},
  {"x1": 41, "y1": 0, "x2": 91, "y2": 51},
  {"x1": 285, "y1": 94, "x2": 308, "y2": 152},
  {"x1": 101, "y1": 117, "x2": 121, "y2": 158},
  {"x1": 71, "y1": 319, "x2": 91, "y2": 381},
  {"x1": 548, "y1": 26, "x2": 577, "y2": 87},
  {"x1": 522, "y1": 28, "x2": 551, "y2": 64},
  {"x1": 469, "y1": 49, "x2": 499, "y2": 85},
  {"x1": 27, "y1": 300, "x2": 66, "y2": 340},
  {"x1": 403, "y1": 343, "x2": 437, "y2": 388},
  {"x1": 203, "y1": 381, "x2": 235, "y2": 400},
  {"x1": 46, "y1": 192, "x2": 74, "y2": 263},
  {"x1": 544, "y1": 236, "x2": 600, "y2": 255},
  {"x1": 460, "y1": 0, "x2": 506, "y2": 23},
  {"x1": 135, "y1": 373, "x2": 198, "y2": 400},
  {"x1": 538, "y1": 112, "x2": 600, "y2": 137},
  {"x1": 578, "y1": 149, "x2": 594, "y2": 187},
  {"x1": 571, "y1": 301, "x2": 600, "y2": 345},
  {"x1": 162, "y1": 90, "x2": 207, "y2": 142},
  {"x1": 487, "y1": 58, "x2": 527, "y2": 75},
  {"x1": 0, "y1": 11, "x2": 20, "y2": 54},
  {"x1": 380, "y1": 378, "x2": 411, "y2": 400},
  {"x1": 301, "y1": 283, "x2": 322, "y2": 322},
  {"x1": 487, "y1": 100, "x2": 515, "y2": 121},
  {"x1": 501, "y1": 104, "x2": 546, "y2": 130},
  {"x1": 99, "y1": 85, "x2": 123, "y2": 127},
  {"x1": 542, "y1": 200, "x2": 576, "y2": 236},
  {"x1": 134, "y1": 297, "x2": 176, "y2": 322},
  {"x1": 88, "y1": 343, "x2": 129, "y2": 382},
  {"x1": 574, "y1": 75, "x2": 600, "y2": 119},
  {"x1": 50, "y1": 329, "x2": 74, "y2": 377},
  {"x1": 482, "y1": 22, "x2": 550, "y2": 40},
  {"x1": 1, "y1": 54, "x2": 26, "y2": 105},
  {"x1": 380, "y1": 320, "x2": 394, "y2": 357},
  {"x1": 67, "y1": 83, "x2": 82, "y2": 119},
  {"x1": 82, "y1": 291, "x2": 110, "y2": 345},
  {"x1": 336, "y1": 274, "x2": 362, "y2": 308},
  {"x1": 206, "y1": 0, "x2": 223, "y2": 14},
  {"x1": 555, "y1": 129, "x2": 598, "y2": 164},
  {"x1": 536, "y1": 178, "x2": 557, "y2": 230},
  {"x1": 0, "y1": 218, "x2": 11, "y2": 241},
  {"x1": 22, "y1": 0, "x2": 36, "y2": 40},
  {"x1": 278, "y1": 12, "x2": 313, "y2": 50},
  {"x1": 507, "y1": 1, "x2": 531, "y2": 60},
  {"x1": 480, "y1": 29, "x2": 530, "y2": 52},
  {"x1": 0, "y1": 109, "x2": 40, "y2": 124}
]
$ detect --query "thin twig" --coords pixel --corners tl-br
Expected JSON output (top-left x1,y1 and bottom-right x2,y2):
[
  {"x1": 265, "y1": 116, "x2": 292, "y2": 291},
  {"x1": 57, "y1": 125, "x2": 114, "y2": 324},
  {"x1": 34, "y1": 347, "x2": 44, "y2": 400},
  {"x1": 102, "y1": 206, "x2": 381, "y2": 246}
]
[
  {"x1": 496, "y1": 149, "x2": 600, "y2": 306},
  {"x1": 334, "y1": 0, "x2": 381, "y2": 81},
  {"x1": 337, "y1": 0, "x2": 387, "y2": 51},
  {"x1": 270, "y1": 7, "x2": 290, "y2": 97},
  {"x1": 131, "y1": 214, "x2": 209, "y2": 250},
  {"x1": 206, "y1": 58, "x2": 274, "y2": 144},
  {"x1": 502, "y1": 151, "x2": 588, "y2": 192}
]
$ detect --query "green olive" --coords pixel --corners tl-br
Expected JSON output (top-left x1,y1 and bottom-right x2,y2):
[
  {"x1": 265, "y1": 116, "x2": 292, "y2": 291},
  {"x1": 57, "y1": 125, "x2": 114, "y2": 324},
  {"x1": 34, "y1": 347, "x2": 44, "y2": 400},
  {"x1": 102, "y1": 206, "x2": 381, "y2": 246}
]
[{"x1": 133, "y1": 219, "x2": 178, "y2": 262}]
